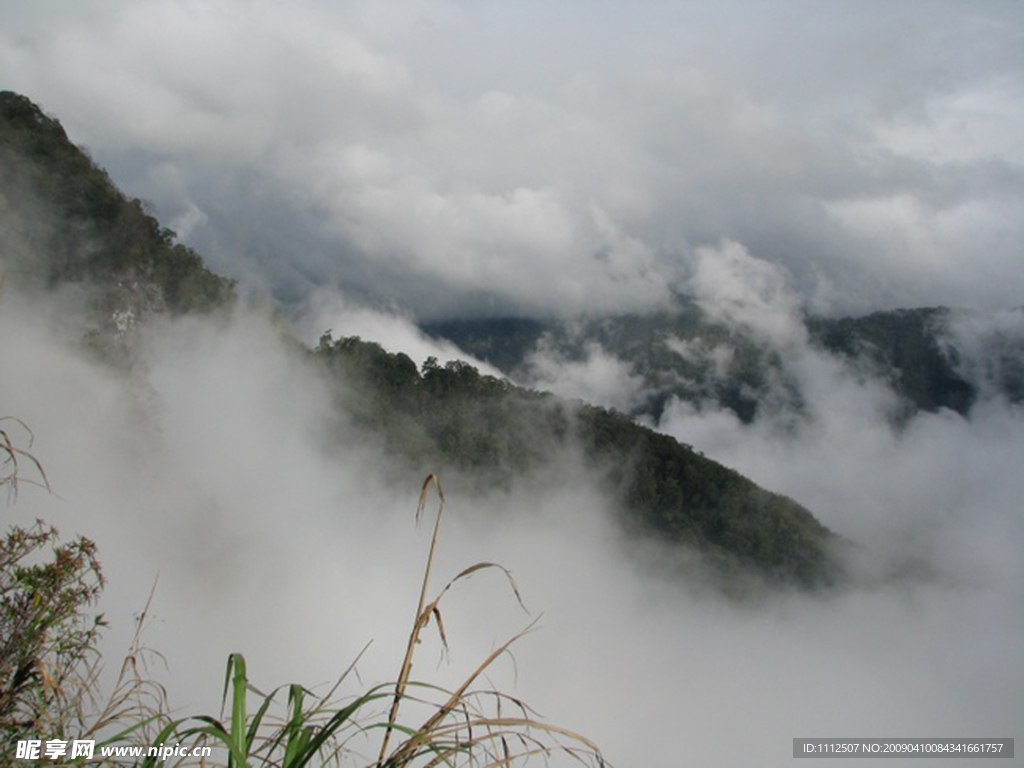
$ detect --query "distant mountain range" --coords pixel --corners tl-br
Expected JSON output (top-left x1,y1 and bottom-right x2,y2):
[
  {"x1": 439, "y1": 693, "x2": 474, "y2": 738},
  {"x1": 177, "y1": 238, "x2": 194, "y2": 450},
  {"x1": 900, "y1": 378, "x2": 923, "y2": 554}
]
[
  {"x1": 424, "y1": 300, "x2": 1023, "y2": 425},
  {"x1": 8, "y1": 89, "x2": 1017, "y2": 595}
]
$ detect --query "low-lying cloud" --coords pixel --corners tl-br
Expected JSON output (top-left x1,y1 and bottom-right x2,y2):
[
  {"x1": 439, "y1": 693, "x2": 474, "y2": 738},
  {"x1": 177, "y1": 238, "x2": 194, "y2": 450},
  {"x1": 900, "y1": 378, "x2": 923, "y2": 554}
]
[
  {"x1": 3, "y1": 262, "x2": 1022, "y2": 766},
  {"x1": 519, "y1": 335, "x2": 650, "y2": 414},
  {"x1": 498, "y1": 244, "x2": 1024, "y2": 764}
]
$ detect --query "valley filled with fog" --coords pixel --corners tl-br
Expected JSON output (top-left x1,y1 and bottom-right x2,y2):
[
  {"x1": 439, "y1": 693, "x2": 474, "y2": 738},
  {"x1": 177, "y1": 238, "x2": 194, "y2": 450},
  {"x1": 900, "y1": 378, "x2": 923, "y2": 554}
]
[
  {"x1": 3, "y1": 1, "x2": 1023, "y2": 765},
  {"x1": 3, "y1": 277, "x2": 1021, "y2": 766}
]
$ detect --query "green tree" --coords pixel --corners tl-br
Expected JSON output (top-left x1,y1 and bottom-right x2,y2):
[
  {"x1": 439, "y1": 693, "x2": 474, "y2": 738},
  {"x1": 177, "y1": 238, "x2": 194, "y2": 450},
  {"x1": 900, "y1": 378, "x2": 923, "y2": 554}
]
[
  {"x1": 1, "y1": 418, "x2": 107, "y2": 757},
  {"x1": 0, "y1": 522, "x2": 105, "y2": 749}
]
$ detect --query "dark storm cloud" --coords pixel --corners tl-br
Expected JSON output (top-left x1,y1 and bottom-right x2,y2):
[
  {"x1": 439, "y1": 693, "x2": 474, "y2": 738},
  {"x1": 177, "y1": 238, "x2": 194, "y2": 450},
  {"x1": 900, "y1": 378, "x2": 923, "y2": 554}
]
[{"x1": 2, "y1": 0, "x2": 1022, "y2": 318}]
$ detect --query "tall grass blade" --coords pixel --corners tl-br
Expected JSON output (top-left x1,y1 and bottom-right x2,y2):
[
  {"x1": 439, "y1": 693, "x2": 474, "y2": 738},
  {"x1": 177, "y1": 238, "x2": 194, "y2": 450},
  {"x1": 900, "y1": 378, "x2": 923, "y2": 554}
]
[
  {"x1": 128, "y1": 474, "x2": 606, "y2": 768},
  {"x1": 228, "y1": 653, "x2": 249, "y2": 768},
  {"x1": 378, "y1": 474, "x2": 445, "y2": 765}
]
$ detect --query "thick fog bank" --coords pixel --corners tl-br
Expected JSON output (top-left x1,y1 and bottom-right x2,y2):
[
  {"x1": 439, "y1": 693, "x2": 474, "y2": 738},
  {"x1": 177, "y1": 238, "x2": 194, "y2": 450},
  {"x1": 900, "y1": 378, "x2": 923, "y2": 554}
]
[
  {"x1": 497, "y1": 246, "x2": 1024, "y2": 765},
  {"x1": 2, "y1": 288, "x2": 1020, "y2": 766}
]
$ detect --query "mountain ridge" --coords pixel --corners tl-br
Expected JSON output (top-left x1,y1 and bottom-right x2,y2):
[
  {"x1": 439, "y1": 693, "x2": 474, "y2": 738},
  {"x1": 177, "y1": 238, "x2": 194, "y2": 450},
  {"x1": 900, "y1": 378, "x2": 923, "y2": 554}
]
[
  {"x1": 3, "y1": 89, "x2": 847, "y2": 590},
  {"x1": 423, "y1": 303, "x2": 1023, "y2": 425}
]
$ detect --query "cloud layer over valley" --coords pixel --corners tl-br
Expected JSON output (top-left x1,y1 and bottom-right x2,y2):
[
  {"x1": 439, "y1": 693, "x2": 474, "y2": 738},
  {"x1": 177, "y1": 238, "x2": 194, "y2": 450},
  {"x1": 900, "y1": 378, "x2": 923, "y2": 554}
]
[
  {"x1": 2, "y1": 260, "x2": 1022, "y2": 767},
  {"x1": 2, "y1": 2, "x2": 1023, "y2": 765}
]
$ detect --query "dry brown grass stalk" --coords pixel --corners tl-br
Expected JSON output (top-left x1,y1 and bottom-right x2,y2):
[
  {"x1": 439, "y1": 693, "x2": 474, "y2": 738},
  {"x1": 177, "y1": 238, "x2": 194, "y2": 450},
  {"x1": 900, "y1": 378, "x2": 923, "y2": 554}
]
[
  {"x1": 0, "y1": 416, "x2": 51, "y2": 500},
  {"x1": 374, "y1": 474, "x2": 607, "y2": 768}
]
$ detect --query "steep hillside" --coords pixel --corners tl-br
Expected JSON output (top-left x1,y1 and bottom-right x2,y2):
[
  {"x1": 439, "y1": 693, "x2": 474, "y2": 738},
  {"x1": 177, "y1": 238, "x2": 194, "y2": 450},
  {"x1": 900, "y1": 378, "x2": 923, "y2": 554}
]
[
  {"x1": 1, "y1": 91, "x2": 841, "y2": 590},
  {"x1": 807, "y1": 308, "x2": 977, "y2": 415},
  {"x1": 314, "y1": 334, "x2": 840, "y2": 589},
  {"x1": 0, "y1": 90, "x2": 234, "y2": 342}
]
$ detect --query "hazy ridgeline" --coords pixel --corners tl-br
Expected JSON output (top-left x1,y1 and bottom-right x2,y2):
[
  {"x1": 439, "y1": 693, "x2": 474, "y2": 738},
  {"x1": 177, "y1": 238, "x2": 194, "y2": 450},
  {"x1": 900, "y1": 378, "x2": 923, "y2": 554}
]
[{"x1": 2, "y1": 91, "x2": 1023, "y2": 766}]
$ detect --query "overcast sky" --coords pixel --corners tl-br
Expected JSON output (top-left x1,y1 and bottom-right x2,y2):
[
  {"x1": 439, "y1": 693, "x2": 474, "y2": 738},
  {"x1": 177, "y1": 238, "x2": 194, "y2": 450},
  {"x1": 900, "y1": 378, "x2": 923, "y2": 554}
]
[
  {"x1": 3, "y1": 0, "x2": 1023, "y2": 320},
  {"x1": 3, "y1": 5, "x2": 1024, "y2": 764}
]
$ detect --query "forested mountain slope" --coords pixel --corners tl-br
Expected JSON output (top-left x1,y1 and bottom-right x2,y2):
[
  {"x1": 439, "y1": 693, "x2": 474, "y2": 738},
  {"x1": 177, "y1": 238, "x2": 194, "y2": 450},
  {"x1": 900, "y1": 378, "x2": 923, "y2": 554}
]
[
  {"x1": 1, "y1": 90, "x2": 841, "y2": 589},
  {"x1": 1, "y1": 92, "x2": 234, "y2": 319}
]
